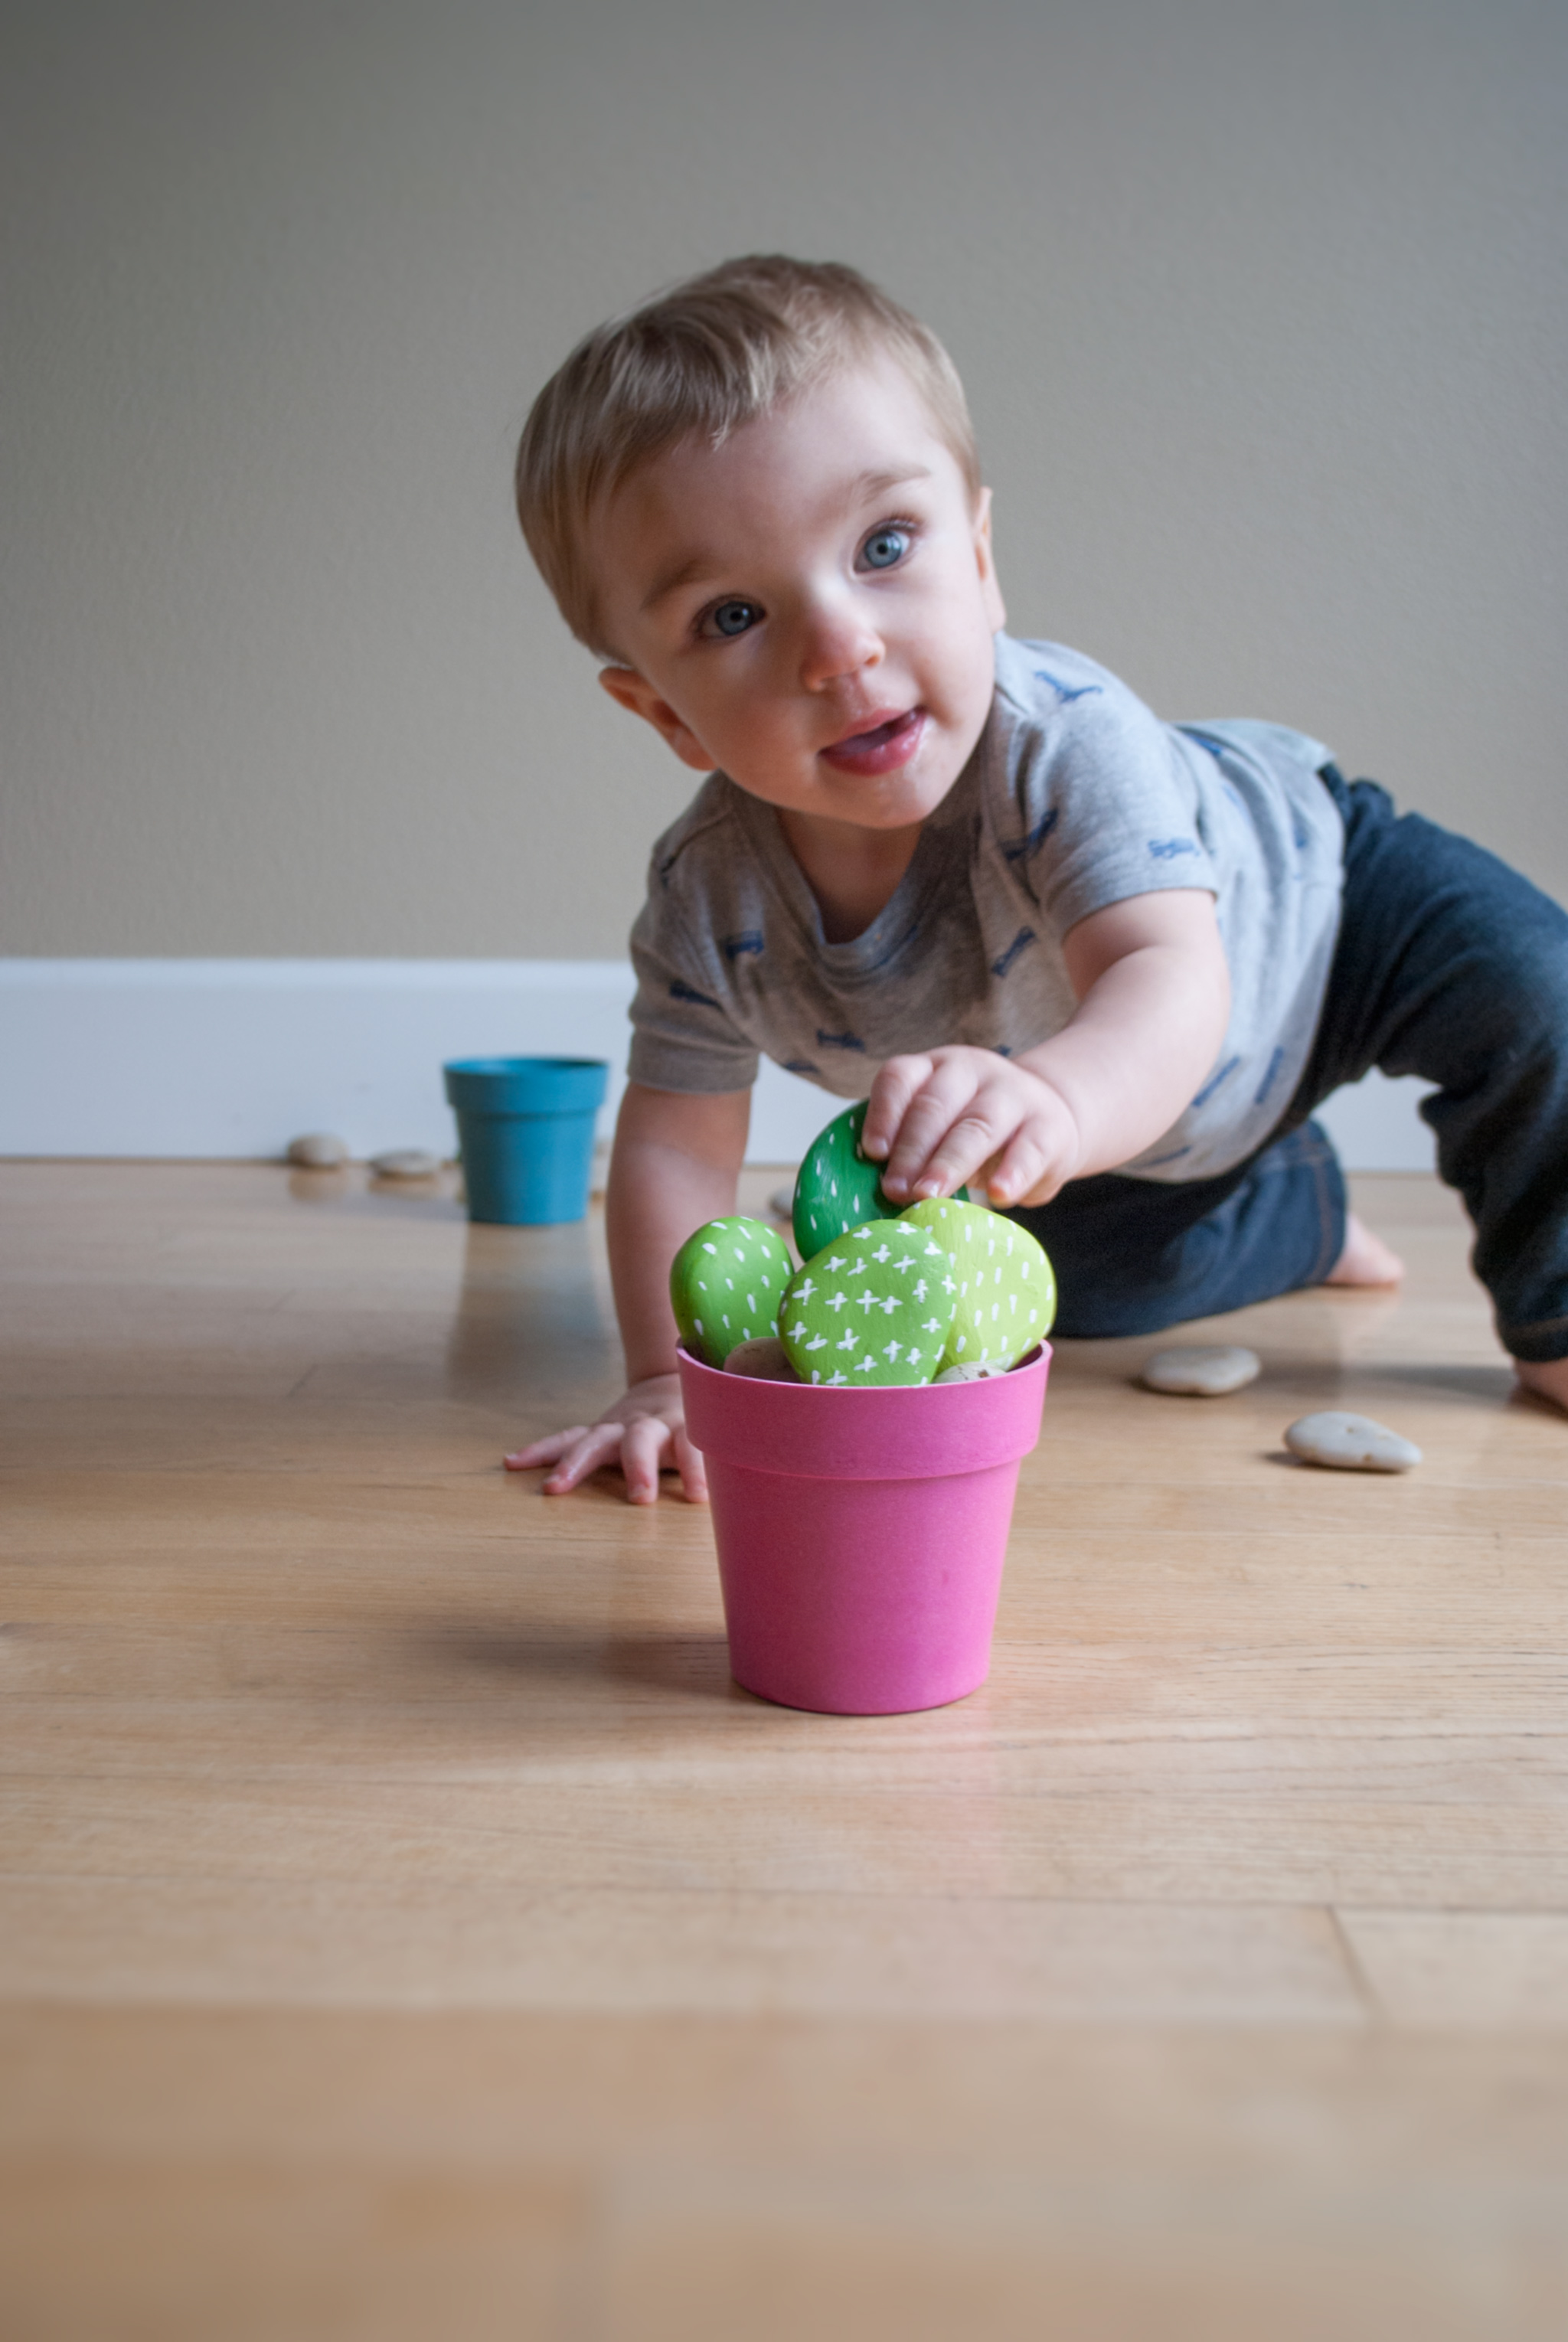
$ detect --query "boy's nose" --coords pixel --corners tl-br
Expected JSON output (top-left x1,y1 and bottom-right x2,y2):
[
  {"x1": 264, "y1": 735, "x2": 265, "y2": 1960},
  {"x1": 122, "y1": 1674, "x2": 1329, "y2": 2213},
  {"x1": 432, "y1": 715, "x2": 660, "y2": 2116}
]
[{"x1": 798, "y1": 597, "x2": 884, "y2": 691}]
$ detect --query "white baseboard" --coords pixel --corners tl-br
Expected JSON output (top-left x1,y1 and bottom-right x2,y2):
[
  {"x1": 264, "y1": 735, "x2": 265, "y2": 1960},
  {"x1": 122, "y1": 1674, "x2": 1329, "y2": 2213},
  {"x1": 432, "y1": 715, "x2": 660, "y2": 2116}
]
[
  {"x1": 0, "y1": 959, "x2": 1436, "y2": 1172},
  {"x1": 0, "y1": 959, "x2": 835, "y2": 1164}
]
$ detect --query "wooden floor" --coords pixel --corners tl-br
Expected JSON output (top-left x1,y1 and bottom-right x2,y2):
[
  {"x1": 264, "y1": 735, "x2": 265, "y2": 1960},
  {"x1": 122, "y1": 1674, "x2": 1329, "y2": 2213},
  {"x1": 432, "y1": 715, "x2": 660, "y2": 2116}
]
[{"x1": 3, "y1": 1160, "x2": 1567, "y2": 2340}]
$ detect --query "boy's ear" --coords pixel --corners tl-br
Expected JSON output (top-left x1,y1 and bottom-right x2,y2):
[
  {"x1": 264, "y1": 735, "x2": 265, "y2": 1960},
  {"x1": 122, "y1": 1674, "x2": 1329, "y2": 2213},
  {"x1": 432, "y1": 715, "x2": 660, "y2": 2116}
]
[
  {"x1": 974, "y1": 487, "x2": 1007, "y2": 632},
  {"x1": 598, "y1": 666, "x2": 716, "y2": 774}
]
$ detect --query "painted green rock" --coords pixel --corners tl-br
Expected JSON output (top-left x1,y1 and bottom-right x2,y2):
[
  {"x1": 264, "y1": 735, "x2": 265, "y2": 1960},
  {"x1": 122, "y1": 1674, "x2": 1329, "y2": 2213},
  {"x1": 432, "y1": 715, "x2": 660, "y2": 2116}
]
[
  {"x1": 778, "y1": 1219, "x2": 956, "y2": 1387},
  {"x1": 792, "y1": 1100, "x2": 966, "y2": 1259},
  {"x1": 899, "y1": 1197, "x2": 1056, "y2": 1370},
  {"x1": 669, "y1": 1216, "x2": 794, "y2": 1368}
]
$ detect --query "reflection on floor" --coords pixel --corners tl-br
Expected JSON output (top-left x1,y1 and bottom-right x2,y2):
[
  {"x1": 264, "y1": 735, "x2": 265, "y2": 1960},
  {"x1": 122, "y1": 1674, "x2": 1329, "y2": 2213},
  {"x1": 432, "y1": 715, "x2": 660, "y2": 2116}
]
[{"x1": 3, "y1": 1163, "x2": 1566, "y2": 2339}]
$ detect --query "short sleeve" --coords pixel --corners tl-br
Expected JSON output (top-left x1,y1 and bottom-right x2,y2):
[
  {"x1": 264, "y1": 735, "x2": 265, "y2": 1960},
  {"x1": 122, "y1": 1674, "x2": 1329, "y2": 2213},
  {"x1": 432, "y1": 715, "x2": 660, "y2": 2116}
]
[
  {"x1": 626, "y1": 890, "x2": 760, "y2": 1095},
  {"x1": 994, "y1": 650, "x2": 1221, "y2": 936}
]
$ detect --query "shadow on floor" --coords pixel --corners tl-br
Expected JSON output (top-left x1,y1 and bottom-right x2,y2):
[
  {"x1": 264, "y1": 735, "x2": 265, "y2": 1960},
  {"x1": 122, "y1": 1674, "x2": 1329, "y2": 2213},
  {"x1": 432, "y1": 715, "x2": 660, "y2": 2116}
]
[{"x1": 414, "y1": 1622, "x2": 740, "y2": 1702}]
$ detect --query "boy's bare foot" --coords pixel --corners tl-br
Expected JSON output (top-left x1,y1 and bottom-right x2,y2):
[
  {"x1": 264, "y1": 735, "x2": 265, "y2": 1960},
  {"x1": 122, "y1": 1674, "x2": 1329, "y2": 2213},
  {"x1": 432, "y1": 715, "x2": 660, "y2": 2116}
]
[
  {"x1": 1325, "y1": 1213, "x2": 1405, "y2": 1287},
  {"x1": 1516, "y1": 1357, "x2": 1568, "y2": 1415}
]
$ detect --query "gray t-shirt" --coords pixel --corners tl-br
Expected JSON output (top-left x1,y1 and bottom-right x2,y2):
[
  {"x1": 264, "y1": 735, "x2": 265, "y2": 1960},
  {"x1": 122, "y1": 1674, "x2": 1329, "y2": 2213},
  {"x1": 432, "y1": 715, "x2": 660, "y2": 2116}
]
[{"x1": 627, "y1": 632, "x2": 1344, "y2": 1181}]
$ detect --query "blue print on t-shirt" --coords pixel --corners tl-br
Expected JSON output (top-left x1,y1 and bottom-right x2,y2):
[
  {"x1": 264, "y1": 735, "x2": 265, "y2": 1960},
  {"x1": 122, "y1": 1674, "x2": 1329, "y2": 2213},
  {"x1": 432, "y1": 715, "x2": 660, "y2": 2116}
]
[
  {"x1": 782, "y1": 1060, "x2": 821, "y2": 1076},
  {"x1": 817, "y1": 1029, "x2": 866, "y2": 1052},
  {"x1": 991, "y1": 927, "x2": 1037, "y2": 978},
  {"x1": 723, "y1": 930, "x2": 764, "y2": 961},
  {"x1": 1034, "y1": 668, "x2": 1103, "y2": 702},
  {"x1": 1149, "y1": 838, "x2": 1201, "y2": 861},
  {"x1": 1191, "y1": 1054, "x2": 1241, "y2": 1109},
  {"x1": 670, "y1": 978, "x2": 720, "y2": 1009},
  {"x1": 1253, "y1": 1045, "x2": 1287, "y2": 1106},
  {"x1": 1001, "y1": 806, "x2": 1059, "y2": 864},
  {"x1": 1143, "y1": 1145, "x2": 1193, "y2": 1168}
]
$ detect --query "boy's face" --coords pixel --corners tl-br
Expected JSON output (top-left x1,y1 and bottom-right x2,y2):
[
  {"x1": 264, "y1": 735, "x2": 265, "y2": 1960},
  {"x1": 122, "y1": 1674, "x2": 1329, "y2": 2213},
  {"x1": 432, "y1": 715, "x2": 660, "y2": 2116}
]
[{"x1": 592, "y1": 358, "x2": 1005, "y2": 838}]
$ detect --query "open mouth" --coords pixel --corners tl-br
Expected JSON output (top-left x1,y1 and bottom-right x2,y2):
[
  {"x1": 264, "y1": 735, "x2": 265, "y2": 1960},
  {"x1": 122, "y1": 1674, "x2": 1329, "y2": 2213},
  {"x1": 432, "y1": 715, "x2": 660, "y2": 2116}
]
[{"x1": 819, "y1": 707, "x2": 927, "y2": 776}]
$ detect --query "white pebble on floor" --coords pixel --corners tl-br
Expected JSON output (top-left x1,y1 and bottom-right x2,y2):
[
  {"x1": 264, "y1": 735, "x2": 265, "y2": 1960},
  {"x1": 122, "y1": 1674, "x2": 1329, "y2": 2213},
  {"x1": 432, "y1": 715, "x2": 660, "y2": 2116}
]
[
  {"x1": 1285, "y1": 1410, "x2": 1422, "y2": 1472},
  {"x1": 1141, "y1": 1344, "x2": 1260, "y2": 1396},
  {"x1": 369, "y1": 1148, "x2": 443, "y2": 1179},
  {"x1": 286, "y1": 1132, "x2": 348, "y2": 1168}
]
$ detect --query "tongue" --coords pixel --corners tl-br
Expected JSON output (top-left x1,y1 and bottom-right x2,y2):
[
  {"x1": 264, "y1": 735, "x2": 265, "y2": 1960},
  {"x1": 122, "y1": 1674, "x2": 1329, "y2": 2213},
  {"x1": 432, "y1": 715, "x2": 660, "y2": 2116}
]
[{"x1": 845, "y1": 715, "x2": 901, "y2": 751}]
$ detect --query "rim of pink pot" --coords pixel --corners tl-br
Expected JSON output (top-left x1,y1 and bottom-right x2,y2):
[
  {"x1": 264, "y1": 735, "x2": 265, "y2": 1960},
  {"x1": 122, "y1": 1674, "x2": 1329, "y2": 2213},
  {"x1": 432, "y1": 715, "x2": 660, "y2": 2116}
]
[{"x1": 677, "y1": 1341, "x2": 1050, "y2": 1481}]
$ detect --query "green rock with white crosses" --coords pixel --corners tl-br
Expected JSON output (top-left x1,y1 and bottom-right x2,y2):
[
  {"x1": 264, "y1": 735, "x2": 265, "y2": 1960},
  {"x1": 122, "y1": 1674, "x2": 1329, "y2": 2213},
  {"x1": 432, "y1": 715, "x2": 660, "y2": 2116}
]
[
  {"x1": 792, "y1": 1099, "x2": 965, "y2": 1259},
  {"x1": 778, "y1": 1218, "x2": 956, "y2": 1387},
  {"x1": 669, "y1": 1216, "x2": 795, "y2": 1368},
  {"x1": 899, "y1": 1197, "x2": 1056, "y2": 1370}
]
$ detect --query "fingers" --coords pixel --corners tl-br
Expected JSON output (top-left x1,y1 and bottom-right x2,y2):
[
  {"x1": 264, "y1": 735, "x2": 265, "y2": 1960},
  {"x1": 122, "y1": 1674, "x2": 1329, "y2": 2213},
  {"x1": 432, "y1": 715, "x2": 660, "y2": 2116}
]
[
  {"x1": 985, "y1": 1126, "x2": 1061, "y2": 1208},
  {"x1": 984, "y1": 1085, "x2": 1085, "y2": 1204},
  {"x1": 901, "y1": 1112, "x2": 1006, "y2": 1202},
  {"x1": 505, "y1": 1428, "x2": 588, "y2": 1471},
  {"x1": 875, "y1": 1057, "x2": 1082, "y2": 1207},
  {"x1": 984, "y1": 1138, "x2": 1059, "y2": 1208},
  {"x1": 619, "y1": 1413, "x2": 671, "y2": 1506},
  {"x1": 505, "y1": 1376, "x2": 697, "y2": 1507},
  {"x1": 541, "y1": 1420, "x2": 626, "y2": 1494},
  {"x1": 861, "y1": 1056, "x2": 934, "y2": 1166},
  {"x1": 878, "y1": 1064, "x2": 995, "y2": 1201},
  {"x1": 673, "y1": 1425, "x2": 709, "y2": 1505}
]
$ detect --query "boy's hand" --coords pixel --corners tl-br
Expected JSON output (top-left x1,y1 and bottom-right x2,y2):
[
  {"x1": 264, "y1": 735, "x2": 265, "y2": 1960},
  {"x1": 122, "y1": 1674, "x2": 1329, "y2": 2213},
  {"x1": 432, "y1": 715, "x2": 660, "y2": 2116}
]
[
  {"x1": 863, "y1": 1047, "x2": 1084, "y2": 1210},
  {"x1": 864, "y1": 897, "x2": 1233, "y2": 1209},
  {"x1": 505, "y1": 1372, "x2": 707, "y2": 1506}
]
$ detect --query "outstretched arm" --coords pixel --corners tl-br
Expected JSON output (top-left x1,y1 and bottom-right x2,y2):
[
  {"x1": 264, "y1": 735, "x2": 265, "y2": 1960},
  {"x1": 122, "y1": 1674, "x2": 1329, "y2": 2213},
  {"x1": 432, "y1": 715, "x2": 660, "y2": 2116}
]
[
  {"x1": 505, "y1": 1081, "x2": 751, "y2": 1503},
  {"x1": 864, "y1": 889, "x2": 1230, "y2": 1207}
]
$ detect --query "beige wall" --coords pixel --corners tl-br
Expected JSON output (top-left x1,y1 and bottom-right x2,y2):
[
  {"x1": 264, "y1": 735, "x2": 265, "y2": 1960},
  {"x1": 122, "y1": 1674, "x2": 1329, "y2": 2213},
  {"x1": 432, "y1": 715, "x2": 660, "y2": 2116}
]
[{"x1": 4, "y1": 0, "x2": 1564, "y2": 958}]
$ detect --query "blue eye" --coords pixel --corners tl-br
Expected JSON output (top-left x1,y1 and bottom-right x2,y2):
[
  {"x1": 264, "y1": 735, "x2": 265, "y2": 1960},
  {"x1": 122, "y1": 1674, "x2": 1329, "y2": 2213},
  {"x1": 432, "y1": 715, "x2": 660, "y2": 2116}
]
[
  {"x1": 705, "y1": 598, "x2": 761, "y2": 639},
  {"x1": 860, "y1": 526, "x2": 910, "y2": 572}
]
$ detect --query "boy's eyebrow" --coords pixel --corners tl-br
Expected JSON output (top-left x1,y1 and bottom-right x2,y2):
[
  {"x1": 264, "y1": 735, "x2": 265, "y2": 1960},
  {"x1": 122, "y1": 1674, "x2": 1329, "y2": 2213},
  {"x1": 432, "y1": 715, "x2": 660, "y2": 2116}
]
[
  {"x1": 851, "y1": 463, "x2": 933, "y2": 501},
  {"x1": 638, "y1": 465, "x2": 936, "y2": 618},
  {"x1": 640, "y1": 550, "x2": 715, "y2": 616}
]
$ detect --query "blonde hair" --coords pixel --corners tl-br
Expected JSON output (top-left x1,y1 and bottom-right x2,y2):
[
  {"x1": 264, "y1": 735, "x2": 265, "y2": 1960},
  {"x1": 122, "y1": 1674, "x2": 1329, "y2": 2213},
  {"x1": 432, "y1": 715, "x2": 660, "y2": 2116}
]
[{"x1": 515, "y1": 254, "x2": 980, "y2": 659}]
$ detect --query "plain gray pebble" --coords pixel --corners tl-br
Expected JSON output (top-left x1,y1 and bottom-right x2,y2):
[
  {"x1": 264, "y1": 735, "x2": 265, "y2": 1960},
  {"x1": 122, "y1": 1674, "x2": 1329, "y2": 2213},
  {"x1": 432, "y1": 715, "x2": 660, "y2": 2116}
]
[
  {"x1": 369, "y1": 1148, "x2": 443, "y2": 1179},
  {"x1": 723, "y1": 1335, "x2": 800, "y2": 1381},
  {"x1": 286, "y1": 1132, "x2": 348, "y2": 1168},
  {"x1": 1285, "y1": 1410, "x2": 1422, "y2": 1472},
  {"x1": 1141, "y1": 1344, "x2": 1261, "y2": 1396}
]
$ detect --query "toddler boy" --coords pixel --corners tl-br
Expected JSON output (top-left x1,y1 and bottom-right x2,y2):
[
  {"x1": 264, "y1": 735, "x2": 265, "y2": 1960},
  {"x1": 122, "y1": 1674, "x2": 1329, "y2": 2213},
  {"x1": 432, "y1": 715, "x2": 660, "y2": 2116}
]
[{"x1": 508, "y1": 255, "x2": 1568, "y2": 1502}]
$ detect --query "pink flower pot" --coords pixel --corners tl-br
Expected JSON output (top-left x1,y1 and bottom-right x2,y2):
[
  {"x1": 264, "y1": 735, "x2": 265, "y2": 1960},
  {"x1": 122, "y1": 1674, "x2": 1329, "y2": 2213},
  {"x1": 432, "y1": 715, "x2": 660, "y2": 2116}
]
[{"x1": 678, "y1": 1344, "x2": 1050, "y2": 1715}]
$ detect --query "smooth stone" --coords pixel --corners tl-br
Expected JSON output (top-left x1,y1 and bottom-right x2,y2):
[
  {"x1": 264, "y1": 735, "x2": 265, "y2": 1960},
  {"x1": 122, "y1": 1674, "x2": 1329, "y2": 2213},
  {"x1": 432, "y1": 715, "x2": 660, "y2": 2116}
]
[
  {"x1": 721, "y1": 1335, "x2": 801, "y2": 1382},
  {"x1": 790, "y1": 1101, "x2": 890, "y2": 1260},
  {"x1": 767, "y1": 1186, "x2": 795, "y2": 1223},
  {"x1": 791, "y1": 1100, "x2": 969, "y2": 1261},
  {"x1": 934, "y1": 1360, "x2": 1008, "y2": 1383},
  {"x1": 286, "y1": 1132, "x2": 348, "y2": 1168},
  {"x1": 670, "y1": 1216, "x2": 795, "y2": 1370},
  {"x1": 779, "y1": 1218, "x2": 955, "y2": 1387},
  {"x1": 899, "y1": 1196, "x2": 1056, "y2": 1370},
  {"x1": 1285, "y1": 1410, "x2": 1423, "y2": 1473},
  {"x1": 1141, "y1": 1344, "x2": 1261, "y2": 1397},
  {"x1": 370, "y1": 1148, "x2": 443, "y2": 1178}
]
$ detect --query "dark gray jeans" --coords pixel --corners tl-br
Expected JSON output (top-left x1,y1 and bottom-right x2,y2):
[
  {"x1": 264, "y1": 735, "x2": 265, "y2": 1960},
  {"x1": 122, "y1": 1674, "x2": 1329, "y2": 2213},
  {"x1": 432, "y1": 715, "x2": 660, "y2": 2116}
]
[{"x1": 1009, "y1": 767, "x2": 1568, "y2": 1360}]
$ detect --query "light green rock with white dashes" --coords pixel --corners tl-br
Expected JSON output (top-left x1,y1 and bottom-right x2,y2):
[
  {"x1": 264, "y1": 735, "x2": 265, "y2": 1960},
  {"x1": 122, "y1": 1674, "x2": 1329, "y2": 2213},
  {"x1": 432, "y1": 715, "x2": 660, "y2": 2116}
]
[
  {"x1": 778, "y1": 1219, "x2": 955, "y2": 1387},
  {"x1": 669, "y1": 1216, "x2": 795, "y2": 1368},
  {"x1": 899, "y1": 1197, "x2": 1056, "y2": 1370}
]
